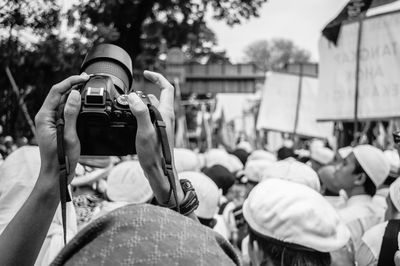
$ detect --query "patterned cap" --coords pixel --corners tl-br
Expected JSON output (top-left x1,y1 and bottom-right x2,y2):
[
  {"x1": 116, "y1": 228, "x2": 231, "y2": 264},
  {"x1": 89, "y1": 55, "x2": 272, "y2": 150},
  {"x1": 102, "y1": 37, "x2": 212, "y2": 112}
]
[{"x1": 52, "y1": 204, "x2": 240, "y2": 266}]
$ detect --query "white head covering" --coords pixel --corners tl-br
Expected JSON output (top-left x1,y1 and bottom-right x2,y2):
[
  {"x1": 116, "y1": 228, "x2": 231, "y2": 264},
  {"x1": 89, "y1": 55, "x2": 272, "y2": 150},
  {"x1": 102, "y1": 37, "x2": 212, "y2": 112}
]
[
  {"x1": 205, "y1": 148, "x2": 243, "y2": 173},
  {"x1": 338, "y1": 146, "x2": 353, "y2": 159},
  {"x1": 353, "y1": 145, "x2": 390, "y2": 187},
  {"x1": 0, "y1": 146, "x2": 77, "y2": 265},
  {"x1": 261, "y1": 159, "x2": 321, "y2": 192},
  {"x1": 174, "y1": 148, "x2": 200, "y2": 173},
  {"x1": 237, "y1": 141, "x2": 253, "y2": 153},
  {"x1": 311, "y1": 147, "x2": 335, "y2": 165},
  {"x1": 106, "y1": 160, "x2": 153, "y2": 203},
  {"x1": 390, "y1": 178, "x2": 400, "y2": 212},
  {"x1": 178, "y1": 171, "x2": 220, "y2": 219},
  {"x1": 384, "y1": 149, "x2": 400, "y2": 177},
  {"x1": 248, "y1": 150, "x2": 277, "y2": 163},
  {"x1": 244, "y1": 159, "x2": 274, "y2": 183},
  {"x1": 309, "y1": 139, "x2": 325, "y2": 153},
  {"x1": 243, "y1": 179, "x2": 350, "y2": 252}
]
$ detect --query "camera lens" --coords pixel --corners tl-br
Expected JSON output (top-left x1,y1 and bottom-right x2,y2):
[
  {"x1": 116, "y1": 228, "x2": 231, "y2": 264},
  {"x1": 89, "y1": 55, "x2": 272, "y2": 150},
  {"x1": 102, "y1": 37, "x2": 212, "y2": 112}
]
[{"x1": 80, "y1": 44, "x2": 133, "y2": 93}]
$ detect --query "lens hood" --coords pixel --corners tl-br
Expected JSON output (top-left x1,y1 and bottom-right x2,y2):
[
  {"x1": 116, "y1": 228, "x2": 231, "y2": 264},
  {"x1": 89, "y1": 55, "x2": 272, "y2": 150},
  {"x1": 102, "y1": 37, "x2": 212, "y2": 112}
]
[{"x1": 81, "y1": 44, "x2": 133, "y2": 89}]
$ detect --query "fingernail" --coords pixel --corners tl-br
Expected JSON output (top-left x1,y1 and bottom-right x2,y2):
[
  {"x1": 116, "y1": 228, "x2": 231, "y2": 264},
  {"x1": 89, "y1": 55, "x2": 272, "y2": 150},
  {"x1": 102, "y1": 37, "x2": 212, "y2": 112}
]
[
  {"x1": 127, "y1": 92, "x2": 139, "y2": 105},
  {"x1": 69, "y1": 90, "x2": 81, "y2": 105},
  {"x1": 80, "y1": 72, "x2": 90, "y2": 79}
]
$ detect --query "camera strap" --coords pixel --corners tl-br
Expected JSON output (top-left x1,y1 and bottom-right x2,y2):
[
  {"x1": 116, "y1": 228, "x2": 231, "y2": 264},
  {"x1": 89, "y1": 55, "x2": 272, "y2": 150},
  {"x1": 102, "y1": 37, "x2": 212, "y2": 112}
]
[
  {"x1": 56, "y1": 103, "x2": 72, "y2": 245},
  {"x1": 148, "y1": 105, "x2": 180, "y2": 213}
]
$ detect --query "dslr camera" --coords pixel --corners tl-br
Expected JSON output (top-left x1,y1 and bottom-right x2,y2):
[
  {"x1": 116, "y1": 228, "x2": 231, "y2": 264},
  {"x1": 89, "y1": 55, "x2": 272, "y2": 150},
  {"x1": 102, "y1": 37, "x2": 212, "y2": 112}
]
[{"x1": 76, "y1": 44, "x2": 152, "y2": 156}]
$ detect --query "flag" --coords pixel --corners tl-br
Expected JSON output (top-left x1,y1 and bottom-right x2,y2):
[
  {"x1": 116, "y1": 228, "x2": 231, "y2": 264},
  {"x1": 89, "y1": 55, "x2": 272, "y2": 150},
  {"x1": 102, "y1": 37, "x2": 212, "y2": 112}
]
[{"x1": 322, "y1": 0, "x2": 397, "y2": 45}]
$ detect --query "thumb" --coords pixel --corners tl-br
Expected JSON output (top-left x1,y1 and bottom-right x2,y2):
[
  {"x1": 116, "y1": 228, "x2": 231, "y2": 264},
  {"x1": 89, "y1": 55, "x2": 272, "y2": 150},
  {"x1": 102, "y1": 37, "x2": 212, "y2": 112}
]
[
  {"x1": 64, "y1": 90, "x2": 81, "y2": 147},
  {"x1": 127, "y1": 92, "x2": 153, "y2": 131},
  {"x1": 395, "y1": 251, "x2": 400, "y2": 266}
]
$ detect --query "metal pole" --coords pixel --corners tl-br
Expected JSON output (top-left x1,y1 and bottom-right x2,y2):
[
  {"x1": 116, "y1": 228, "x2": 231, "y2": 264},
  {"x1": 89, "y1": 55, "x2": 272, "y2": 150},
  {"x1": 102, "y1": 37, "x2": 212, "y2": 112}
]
[
  {"x1": 353, "y1": 16, "x2": 364, "y2": 143},
  {"x1": 293, "y1": 63, "x2": 303, "y2": 140}
]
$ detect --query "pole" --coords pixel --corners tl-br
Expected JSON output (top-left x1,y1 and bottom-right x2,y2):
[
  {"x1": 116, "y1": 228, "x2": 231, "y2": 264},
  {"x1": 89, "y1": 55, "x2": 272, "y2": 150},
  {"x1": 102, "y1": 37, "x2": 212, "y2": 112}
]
[
  {"x1": 5, "y1": 67, "x2": 36, "y2": 137},
  {"x1": 293, "y1": 63, "x2": 303, "y2": 141},
  {"x1": 353, "y1": 16, "x2": 364, "y2": 143},
  {"x1": 173, "y1": 77, "x2": 189, "y2": 148}
]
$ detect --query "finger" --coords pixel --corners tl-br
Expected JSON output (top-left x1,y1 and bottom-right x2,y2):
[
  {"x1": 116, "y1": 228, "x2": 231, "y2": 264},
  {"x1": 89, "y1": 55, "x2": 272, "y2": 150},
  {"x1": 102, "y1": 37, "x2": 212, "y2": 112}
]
[
  {"x1": 42, "y1": 73, "x2": 90, "y2": 112},
  {"x1": 63, "y1": 90, "x2": 81, "y2": 142},
  {"x1": 147, "y1": 94, "x2": 160, "y2": 107},
  {"x1": 127, "y1": 93, "x2": 153, "y2": 131},
  {"x1": 143, "y1": 70, "x2": 174, "y2": 110},
  {"x1": 63, "y1": 90, "x2": 82, "y2": 180}
]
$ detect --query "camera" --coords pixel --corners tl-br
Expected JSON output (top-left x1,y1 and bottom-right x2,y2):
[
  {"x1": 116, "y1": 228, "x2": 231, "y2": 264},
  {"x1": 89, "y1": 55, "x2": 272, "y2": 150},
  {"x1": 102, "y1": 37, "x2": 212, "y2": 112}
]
[{"x1": 76, "y1": 44, "x2": 152, "y2": 156}]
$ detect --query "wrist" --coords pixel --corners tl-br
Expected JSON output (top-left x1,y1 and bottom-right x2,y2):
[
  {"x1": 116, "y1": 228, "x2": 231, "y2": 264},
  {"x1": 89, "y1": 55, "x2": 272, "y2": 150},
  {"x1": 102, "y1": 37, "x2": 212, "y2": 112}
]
[{"x1": 36, "y1": 167, "x2": 60, "y2": 200}]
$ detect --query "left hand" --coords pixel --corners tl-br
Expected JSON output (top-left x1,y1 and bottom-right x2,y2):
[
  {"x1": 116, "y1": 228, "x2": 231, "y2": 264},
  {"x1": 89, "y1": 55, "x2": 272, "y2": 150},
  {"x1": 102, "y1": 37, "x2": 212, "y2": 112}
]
[
  {"x1": 126, "y1": 70, "x2": 184, "y2": 207},
  {"x1": 35, "y1": 73, "x2": 90, "y2": 183}
]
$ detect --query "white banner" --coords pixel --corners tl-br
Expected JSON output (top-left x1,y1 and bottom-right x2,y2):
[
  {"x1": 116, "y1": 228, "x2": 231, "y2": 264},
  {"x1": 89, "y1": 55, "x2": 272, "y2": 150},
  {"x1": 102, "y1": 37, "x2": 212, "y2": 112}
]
[
  {"x1": 257, "y1": 72, "x2": 333, "y2": 139},
  {"x1": 318, "y1": 11, "x2": 400, "y2": 121}
]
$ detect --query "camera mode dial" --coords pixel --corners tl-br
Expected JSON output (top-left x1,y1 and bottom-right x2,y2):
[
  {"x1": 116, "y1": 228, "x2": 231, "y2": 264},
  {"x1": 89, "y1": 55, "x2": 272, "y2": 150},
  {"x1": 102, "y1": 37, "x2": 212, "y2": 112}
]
[{"x1": 116, "y1": 94, "x2": 129, "y2": 106}]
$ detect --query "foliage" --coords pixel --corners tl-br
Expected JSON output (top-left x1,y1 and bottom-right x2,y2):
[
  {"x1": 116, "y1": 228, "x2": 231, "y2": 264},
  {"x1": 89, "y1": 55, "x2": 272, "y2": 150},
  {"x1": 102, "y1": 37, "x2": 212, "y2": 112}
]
[
  {"x1": 243, "y1": 38, "x2": 311, "y2": 71},
  {"x1": 68, "y1": 0, "x2": 268, "y2": 69}
]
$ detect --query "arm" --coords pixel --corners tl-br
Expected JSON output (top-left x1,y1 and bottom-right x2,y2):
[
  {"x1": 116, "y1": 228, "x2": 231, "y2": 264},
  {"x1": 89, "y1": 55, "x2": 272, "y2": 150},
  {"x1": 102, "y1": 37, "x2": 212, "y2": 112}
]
[
  {"x1": 127, "y1": 71, "x2": 198, "y2": 221},
  {"x1": 0, "y1": 74, "x2": 90, "y2": 266}
]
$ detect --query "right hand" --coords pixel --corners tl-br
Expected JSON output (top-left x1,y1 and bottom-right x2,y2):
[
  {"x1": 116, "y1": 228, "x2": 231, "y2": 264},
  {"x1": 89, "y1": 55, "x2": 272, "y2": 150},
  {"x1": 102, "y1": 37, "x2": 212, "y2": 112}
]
[{"x1": 126, "y1": 71, "x2": 184, "y2": 207}]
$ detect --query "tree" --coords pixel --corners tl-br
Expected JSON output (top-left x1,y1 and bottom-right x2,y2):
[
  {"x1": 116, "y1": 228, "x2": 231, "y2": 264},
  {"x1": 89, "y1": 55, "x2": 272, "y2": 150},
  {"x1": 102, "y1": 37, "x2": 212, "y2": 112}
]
[
  {"x1": 68, "y1": 0, "x2": 268, "y2": 69},
  {"x1": 0, "y1": 0, "x2": 88, "y2": 138},
  {"x1": 243, "y1": 38, "x2": 311, "y2": 72}
]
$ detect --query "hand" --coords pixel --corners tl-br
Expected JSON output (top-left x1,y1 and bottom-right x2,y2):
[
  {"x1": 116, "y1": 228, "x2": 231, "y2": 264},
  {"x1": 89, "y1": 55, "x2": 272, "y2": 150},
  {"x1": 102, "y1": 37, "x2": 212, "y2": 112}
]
[
  {"x1": 35, "y1": 73, "x2": 90, "y2": 184},
  {"x1": 127, "y1": 70, "x2": 184, "y2": 207}
]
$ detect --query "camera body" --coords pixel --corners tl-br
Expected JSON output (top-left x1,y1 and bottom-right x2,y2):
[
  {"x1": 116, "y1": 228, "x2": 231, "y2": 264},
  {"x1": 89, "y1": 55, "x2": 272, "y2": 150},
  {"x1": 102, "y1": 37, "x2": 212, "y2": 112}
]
[{"x1": 76, "y1": 44, "x2": 152, "y2": 156}]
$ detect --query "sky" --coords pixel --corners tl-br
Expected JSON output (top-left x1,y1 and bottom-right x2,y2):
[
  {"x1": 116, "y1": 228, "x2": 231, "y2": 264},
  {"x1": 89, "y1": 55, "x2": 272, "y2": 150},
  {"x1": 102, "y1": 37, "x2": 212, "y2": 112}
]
[{"x1": 205, "y1": 0, "x2": 350, "y2": 63}]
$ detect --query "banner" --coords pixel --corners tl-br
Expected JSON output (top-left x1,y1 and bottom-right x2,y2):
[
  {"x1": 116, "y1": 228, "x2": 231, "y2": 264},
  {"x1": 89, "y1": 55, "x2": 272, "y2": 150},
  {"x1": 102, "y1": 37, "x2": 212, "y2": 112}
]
[
  {"x1": 318, "y1": 10, "x2": 400, "y2": 121},
  {"x1": 257, "y1": 72, "x2": 333, "y2": 139}
]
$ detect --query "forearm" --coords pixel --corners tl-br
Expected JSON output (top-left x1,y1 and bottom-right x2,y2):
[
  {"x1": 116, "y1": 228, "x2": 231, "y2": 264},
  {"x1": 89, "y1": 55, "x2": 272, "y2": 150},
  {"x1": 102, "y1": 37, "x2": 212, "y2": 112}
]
[{"x1": 0, "y1": 168, "x2": 60, "y2": 266}]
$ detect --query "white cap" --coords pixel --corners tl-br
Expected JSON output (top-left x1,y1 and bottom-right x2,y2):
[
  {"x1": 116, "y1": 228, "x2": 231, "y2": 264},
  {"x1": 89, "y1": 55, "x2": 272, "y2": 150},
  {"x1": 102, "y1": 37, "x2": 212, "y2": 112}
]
[
  {"x1": 237, "y1": 141, "x2": 253, "y2": 153},
  {"x1": 338, "y1": 146, "x2": 353, "y2": 159},
  {"x1": 248, "y1": 150, "x2": 277, "y2": 163},
  {"x1": 178, "y1": 171, "x2": 220, "y2": 219},
  {"x1": 384, "y1": 149, "x2": 400, "y2": 177},
  {"x1": 283, "y1": 139, "x2": 294, "y2": 148},
  {"x1": 205, "y1": 149, "x2": 243, "y2": 173},
  {"x1": 174, "y1": 148, "x2": 200, "y2": 173},
  {"x1": 243, "y1": 179, "x2": 350, "y2": 252},
  {"x1": 353, "y1": 145, "x2": 390, "y2": 187},
  {"x1": 244, "y1": 159, "x2": 274, "y2": 183},
  {"x1": 228, "y1": 154, "x2": 244, "y2": 173},
  {"x1": 106, "y1": 161, "x2": 153, "y2": 204},
  {"x1": 309, "y1": 139, "x2": 325, "y2": 153},
  {"x1": 389, "y1": 178, "x2": 400, "y2": 212},
  {"x1": 311, "y1": 147, "x2": 335, "y2": 165},
  {"x1": 261, "y1": 159, "x2": 321, "y2": 192}
]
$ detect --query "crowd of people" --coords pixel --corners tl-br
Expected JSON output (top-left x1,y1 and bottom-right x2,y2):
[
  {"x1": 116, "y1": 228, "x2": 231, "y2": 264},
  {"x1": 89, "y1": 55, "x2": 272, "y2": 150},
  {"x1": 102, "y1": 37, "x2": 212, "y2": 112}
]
[{"x1": 0, "y1": 71, "x2": 400, "y2": 266}]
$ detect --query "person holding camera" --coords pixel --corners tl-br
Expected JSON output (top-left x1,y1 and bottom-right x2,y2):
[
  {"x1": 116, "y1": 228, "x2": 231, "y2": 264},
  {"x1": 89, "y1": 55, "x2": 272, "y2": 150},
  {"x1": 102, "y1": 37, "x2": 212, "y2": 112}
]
[{"x1": 0, "y1": 68, "x2": 200, "y2": 265}]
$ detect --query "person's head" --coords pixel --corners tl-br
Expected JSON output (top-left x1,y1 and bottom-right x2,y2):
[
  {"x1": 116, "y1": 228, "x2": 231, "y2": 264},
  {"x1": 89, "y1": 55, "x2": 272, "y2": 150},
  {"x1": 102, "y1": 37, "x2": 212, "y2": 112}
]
[
  {"x1": 106, "y1": 160, "x2": 153, "y2": 204},
  {"x1": 244, "y1": 159, "x2": 274, "y2": 184},
  {"x1": 277, "y1": 147, "x2": 295, "y2": 161},
  {"x1": 202, "y1": 164, "x2": 235, "y2": 196},
  {"x1": 261, "y1": 159, "x2": 321, "y2": 192},
  {"x1": 385, "y1": 178, "x2": 400, "y2": 220},
  {"x1": 243, "y1": 179, "x2": 350, "y2": 266},
  {"x1": 174, "y1": 148, "x2": 200, "y2": 173},
  {"x1": 231, "y1": 148, "x2": 249, "y2": 166},
  {"x1": 334, "y1": 145, "x2": 390, "y2": 197},
  {"x1": 52, "y1": 204, "x2": 241, "y2": 265}
]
